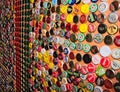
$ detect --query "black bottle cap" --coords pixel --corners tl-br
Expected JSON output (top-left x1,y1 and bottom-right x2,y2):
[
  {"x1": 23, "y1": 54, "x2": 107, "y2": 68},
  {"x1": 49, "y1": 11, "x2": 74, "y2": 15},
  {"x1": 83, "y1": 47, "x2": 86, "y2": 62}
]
[
  {"x1": 90, "y1": 45, "x2": 99, "y2": 54},
  {"x1": 104, "y1": 35, "x2": 113, "y2": 45},
  {"x1": 48, "y1": 69, "x2": 52, "y2": 75},
  {"x1": 95, "y1": 77, "x2": 104, "y2": 86},
  {"x1": 105, "y1": 69, "x2": 115, "y2": 79},
  {"x1": 50, "y1": 28, "x2": 54, "y2": 35},
  {"x1": 86, "y1": 33, "x2": 93, "y2": 42},
  {"x1": 83, "y1": 54, "x2": 92, "y2": 64},
  {"x1": 58, "y1": 45, "x2": 63, "y2": 53},
  {"x1": 98, "y1": 23, "x2": 107, "y2": 34},
  {"x1": 76, "y1": 53, "x2": 82, "y2": 61},
  {"x1": 53, "y1": 51, "x2": 58, "y2": 58},
  {"x1": 69, "y1": 61, "x2": 74, "y2": 68},
  {"x1": 73, "y1": 15, "x2": 79, "y2": 23}
]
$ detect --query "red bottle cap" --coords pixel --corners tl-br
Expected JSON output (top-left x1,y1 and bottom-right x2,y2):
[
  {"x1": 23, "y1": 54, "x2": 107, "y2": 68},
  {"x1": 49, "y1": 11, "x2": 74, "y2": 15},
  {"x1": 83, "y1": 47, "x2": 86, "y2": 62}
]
[
  {"x1": 29, "y1": 79, "x2": 35, "y2": 86},
  {"x1": 118, "y1": 15, "x2": 120, "y2": 22},
  {"x1": 46, "y1": 16, "x2": 51, "y2": 23},
  {"x1": 56, "y1": 81, "x2": 61, "y2": 87},
  {"x1": 66, "y1": 23, "x2": 71, "y2": 31},
  {"x1": 87, "y1": 63, "x2": 96, "y2": 73},
  {"x1": 63, "y1": 63, "x2": 68, "y2": 70},
  {"x1": 57, "y1": 68, "x2": 62, "y2": 75},
  {"x1": 80, "y1": 66, "x2": 88, "y2": 74},
  {"x1": 38, "y1": 21, "x2": 43, "y2": 28},
  {"x1": 52, "y1": 71, "x2": 58, "y2": 78},
  {"x1": 114, "y1": 35, "x2": 120, "y2": 47},
  {"x1": 88, "y1": 24, "x2": 96, "y2": 33},
  {"x1": 53, "y1": 43, "x2": 58, "y2": 50},
  {"x1": 60, "y1": 13, "x2": 66, "y2": 21},
  {"x1": 72, "y1": 24, "x2": 78, "y2": 32},
  {"x1": 69, "y1": 52, "x2": 75, "y2": 59},
  {"x1": 75, "y1": 62, "x2": 81, "y2": 70},
  {"x1": 44, "y1": 64, "x2": 49, "y2": 70},
  {"x1": 87, "y1": 73, "x2": 96, "y2": 83},
  {"x1": 104, "y1": 79, "x2": 113, "y2": 89},
  {"x1": 43, "y1": 87, "x2": 48, "y2": 92},
  {"x1": 40, "y1": 78, "x2": 45, "y2": 83},
  {"x1": 66, "y1": 84, "x2": 73, "y2": 90},
  {"x1": 34, "y1": 89, "x2": 38, "y2": 92},
  {"x1": 29, "y1": 37, "x2": 33, "y2": 43},
  {"x1": 28, "y1": 68, "x2": 33, "y2": 74},
  {"x1": 100, "y1": 57, "x2": 111, "y2": 68},
  {"x1": 38, "y1": 46, "x2": 42, "y2": 52},
  {"x1": 58, "y1": 53, "x2": 64, "y2": 60},
  {"x1": 80, "y1": 14, "x2": 86, "y2": 23},
  {"x1": 73, "y1": 78, "x2": 80, "y2": 86}
]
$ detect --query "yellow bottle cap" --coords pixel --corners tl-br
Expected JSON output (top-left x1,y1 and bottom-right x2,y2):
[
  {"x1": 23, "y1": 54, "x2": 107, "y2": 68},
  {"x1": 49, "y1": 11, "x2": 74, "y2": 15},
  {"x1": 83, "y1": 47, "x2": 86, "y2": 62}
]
[
  {"x1": 81, "y1": 4, "x2": 89, "y2": 14},
  {"x1": 38, "y1": 52, "x2": 42, "y2": 60},
  {"x1": 29, "y1": 43, "x2": 32, "y2": 49},
  {"x1": 43, "y1": 81, "x2": 48, "y2": 87},
  {"x1": 107, "y1": 24, "x2": 118, "y2": 35},
  {"x1": 31, "y1": 76, "x2": 35, "y2": 81},
  {"x1": 52, "y1": 78, "x2": 57, "y2": 84},
  {"x1": 43, "y1": 51, "x2": 50, "y2": 63},
  {"x1": 39, "y1": 15, "x2": 43, "y2": 21},
  {"x1": 44, "y1": 51, "x2": 49, "y2": 57},
  {"x1": 30, "y1": 0, "x2": 34, "y2": 3},
  {"x1": 41, "y1": 72, "x2": 46, "y2": 78},
  {"x1": 43, "y1": 54, "x2": 48, "y2": 58},
  {"x1": 44, "y1": 57, "x2": 50, "y2": 63},
  {"x1": 66, "y1": 14, "x2": 73, "y2": 23},
  {"x1": 79, "y1": 24, "x2": 88, "y2": 33},
  {"x1": 51, "y1": 89, "x2": 56, "y2": 92},
  {"x1": 35, "y1": 68, "x2": 38, "y2": 75},
  {"x1": 61, "y1": 5, "x2": 67, "y2": 13},
  {"x1": 48, "y1": 62, "x2": 54, "y2": 69}
]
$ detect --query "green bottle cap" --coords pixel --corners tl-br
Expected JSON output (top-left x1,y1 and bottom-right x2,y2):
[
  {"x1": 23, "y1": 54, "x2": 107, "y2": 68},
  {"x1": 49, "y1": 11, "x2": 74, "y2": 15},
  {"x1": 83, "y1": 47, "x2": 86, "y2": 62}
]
[
  {"x1": 89, "y1": 3, "x2": 98, "y2": 13},
  {"x1": 64, "y1": 39, "x2": 70, "y2": 47},
  {"x1": 96, "y1": 66, "x2": 105, "y2": 77},
  {"x1": 42, "y1": 23, "x2": 47, "y2": 29},
  {"x1": 56, "y1": 87, "x2": 62, "y2": 92},
  {"x1": 38, "y1": 40, "x2": 42, "y2": 46},
  {"x1": 86, "y1": 83, "x2": 94, "y2": 91},
  {"x1": 52, "y1": 84, "x2": 57, "y2": 90},
  {"x1": 78, "y1": 33, "x2": 85, "y2": 42},
  {"x1": 69, "y1": 42, "x2": 76, "y2": 50},
  {"x1": 29, "y1": 26, "x2": 33, "y2": 32},
  {"x1": 62, "y1": 71, "x2": 68, "y2": 77},
  {"x1": 82, "y1": 44, "x2": 91, "y2": 53},
  {"x1": 62, "y1": 0, "x2": 68, "y2": 5},
  {"x1": 34, "y1": 40, "x2": 39, "y2": 45},
  {"x1": 72, "y1": 85, "x2": 78, "y2": 92}
]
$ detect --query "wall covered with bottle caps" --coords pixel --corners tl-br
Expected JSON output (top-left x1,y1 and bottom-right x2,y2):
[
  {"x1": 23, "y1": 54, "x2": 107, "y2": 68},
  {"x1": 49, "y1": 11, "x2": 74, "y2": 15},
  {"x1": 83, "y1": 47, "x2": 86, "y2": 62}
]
[
  {"x1": 1, "y1": 0, "x2": 120, "y2": 92},
  {"x1": 28, "y1": 0, "x2": 120, "y2": 92},
  {"x1": 0, "y1": 0, "x2": 16, "y2": 92}
]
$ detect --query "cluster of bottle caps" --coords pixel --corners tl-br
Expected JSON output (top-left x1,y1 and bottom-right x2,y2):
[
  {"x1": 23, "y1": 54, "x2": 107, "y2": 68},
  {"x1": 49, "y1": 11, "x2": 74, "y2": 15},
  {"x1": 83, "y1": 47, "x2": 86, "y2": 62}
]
[
  {"x1": 0, "y1": 0, "x2": 15, "y2": 92},
  {"x1": 28, "y1": 0, "x2": 120, "y2": 92}
]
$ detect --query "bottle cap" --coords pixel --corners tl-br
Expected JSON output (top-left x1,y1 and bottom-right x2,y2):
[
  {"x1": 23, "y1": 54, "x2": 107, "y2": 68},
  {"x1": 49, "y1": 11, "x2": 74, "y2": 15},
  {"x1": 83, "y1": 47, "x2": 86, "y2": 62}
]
[
  {"x1": 79, "y1": 24, "x2": 88, "y2": 33},
  {"x1": 96, "y1": 66, "x2": 105, "y2": 77},
  {"x1": 81, "y1": 4, "x2": 89, "y2": 14}
]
